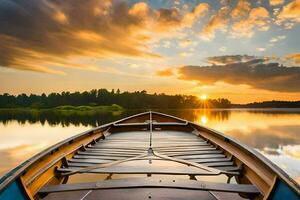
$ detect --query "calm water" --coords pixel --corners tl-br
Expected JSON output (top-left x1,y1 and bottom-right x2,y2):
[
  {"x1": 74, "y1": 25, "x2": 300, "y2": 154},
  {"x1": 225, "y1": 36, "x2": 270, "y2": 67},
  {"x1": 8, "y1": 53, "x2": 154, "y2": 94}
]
[{"x1": 0, "y1": 109, "x2": 299, "y2": 183}]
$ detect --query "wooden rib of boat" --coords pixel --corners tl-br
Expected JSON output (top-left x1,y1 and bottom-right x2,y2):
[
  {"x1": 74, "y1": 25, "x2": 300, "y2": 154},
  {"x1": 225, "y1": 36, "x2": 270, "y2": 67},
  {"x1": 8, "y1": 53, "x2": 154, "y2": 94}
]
[{"x1": 0, "y1": 111, "x2": 299, "y2": 200}]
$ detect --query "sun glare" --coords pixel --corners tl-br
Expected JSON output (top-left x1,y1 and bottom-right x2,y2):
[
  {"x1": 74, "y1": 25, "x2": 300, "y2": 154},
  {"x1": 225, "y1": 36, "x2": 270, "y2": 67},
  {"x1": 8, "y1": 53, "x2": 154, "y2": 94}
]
[
  {"x1": 200, "y1": 116, "x2": 207, "y2": 124},
  {"x1": 199, "y1": 94, "x2": 207, "y2": 100}
]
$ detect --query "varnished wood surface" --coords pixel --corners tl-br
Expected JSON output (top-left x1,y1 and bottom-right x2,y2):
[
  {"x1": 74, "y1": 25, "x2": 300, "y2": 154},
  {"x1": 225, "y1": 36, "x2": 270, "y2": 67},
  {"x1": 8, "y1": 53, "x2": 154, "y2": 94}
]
[
  {"x1": 43, "y1": 188, "x2": 219, "y2": 200},
  {"x1": 39, "y1": 178, "x2": 259, "y2": 195}
]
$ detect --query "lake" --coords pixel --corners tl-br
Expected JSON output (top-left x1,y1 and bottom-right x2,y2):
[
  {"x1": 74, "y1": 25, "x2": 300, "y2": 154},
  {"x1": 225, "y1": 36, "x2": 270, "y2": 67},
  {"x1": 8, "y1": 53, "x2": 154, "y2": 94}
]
[{"x1": 0, "y1": 109, "x2": 299, "y2": 184}]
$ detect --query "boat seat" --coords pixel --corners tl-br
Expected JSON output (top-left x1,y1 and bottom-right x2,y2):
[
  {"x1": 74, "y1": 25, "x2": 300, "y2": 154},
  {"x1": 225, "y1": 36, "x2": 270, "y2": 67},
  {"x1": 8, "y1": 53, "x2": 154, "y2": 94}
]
[{"x1": 39, "y1": 178, "x2": 260, "y2": 200}]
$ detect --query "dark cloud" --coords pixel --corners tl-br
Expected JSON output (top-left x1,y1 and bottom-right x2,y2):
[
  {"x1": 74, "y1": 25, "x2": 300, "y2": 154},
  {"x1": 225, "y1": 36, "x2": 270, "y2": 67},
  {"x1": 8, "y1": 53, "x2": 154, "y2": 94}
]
[
  {"x1": 178, "y1": 58, "x2": 300, "y2": 92},
  {"x1": 206, "y1": 55, "x2": 258, "y2": 65}
]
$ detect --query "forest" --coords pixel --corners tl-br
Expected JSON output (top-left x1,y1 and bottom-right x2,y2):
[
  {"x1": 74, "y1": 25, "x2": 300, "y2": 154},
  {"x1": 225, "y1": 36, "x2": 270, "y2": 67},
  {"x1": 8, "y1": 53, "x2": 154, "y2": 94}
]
[
  {"x1": 234, "y1": 101, "x2": 300, "y2": 108},
  {"x1": 0, "y1": 89, "x2": 231, "y2": 109}
]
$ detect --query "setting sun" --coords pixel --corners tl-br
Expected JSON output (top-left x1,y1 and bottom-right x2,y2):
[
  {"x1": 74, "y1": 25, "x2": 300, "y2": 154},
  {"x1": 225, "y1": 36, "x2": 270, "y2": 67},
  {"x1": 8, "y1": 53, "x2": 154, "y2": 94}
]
[{"x1": 199, "y1": 94, "x2": 208, "y2": 100}]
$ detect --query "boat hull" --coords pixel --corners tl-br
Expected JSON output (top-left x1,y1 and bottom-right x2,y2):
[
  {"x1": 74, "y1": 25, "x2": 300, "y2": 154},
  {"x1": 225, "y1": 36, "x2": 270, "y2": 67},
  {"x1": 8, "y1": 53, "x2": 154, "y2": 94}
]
[{"x1": 0, "y1": 111, "x2": 299, "y2": 200}]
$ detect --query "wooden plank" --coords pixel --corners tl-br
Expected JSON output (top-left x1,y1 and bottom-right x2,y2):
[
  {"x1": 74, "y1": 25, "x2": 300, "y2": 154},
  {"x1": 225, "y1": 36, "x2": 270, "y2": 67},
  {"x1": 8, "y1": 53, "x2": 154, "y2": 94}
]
[
  {"x1": 83, "y1": 149, "x2": 221, "y2": 157},
  {"x1": 209, "y1": 191, "x2": 246, "y2": 200},
  {"x1": 77, "y1": 151, "x2": 136, "y2": 158},
  {"x1": 68, "y1": 162, "x2": 102, "y2": 167},
  {"x1": 68, "y1": 158, "x2": 110, "y2": 164},
  {"x1": 39, "y1": 178, "x2": 260, "y2": 195},
  {"x1": 84, "y1": 149, "x2": 143, "y2": 155},
  {"x1": 92, "y1": 144, "x2": 149, "y2": 148},
  {"x1": 87, "y1": 146, "x2": 147, "y2": 152},
  {"x1": 42, "y1": 188, "x2": 216, "y2": 200},
  {"x1": 171, "y1": 154, "x2": 225, "y2": 160},
  {"x1": 153, "y1": 142, "x2": 211, "y2": 149},
  {"x1": 203, "y1": 162, "x2": 234, "y2": 167},
  {"x1": 68, "y1": 158, "x2": 160, "y2": 165},
  {"x1": 106, "y1": 138, "x2": 203, "y2": 142},
  {"x1": 214, "y1": 166, "x2": 240, "y2": 172},
  {"x1": 154, "y1": 146, "x2": 212, "y2": 150},
  {"x1": 68, "y1": 157, "x2": 232, "y2": 165},
  {"x1": 112, "y1": 122, "x2": 148, "y2": 127},
  {"x1": 73, "y1": 153, "x2": 226, "y2": 161},
  {"x1": 42, "y1": 190, "x2": 92, "y2": 200},
  {"x1": 97, "y1": 141, "x2": 150, "y2": 144},
  {"x1": 101, "y1": 139, "x2": 204, "y2": 143},
  {"x1": 96, "y1": 141, "x2": 207, "y2": 146},
  {"x1": 89, "y1": 144, "x2": 211, "y2": 151},
  {"x1": 155, "y1": 146, "x2": 216, "y2": 153},
  {"x1": 73, "y1": 155, "x2": 125, "y2": 160},
  {"x1": 165, "y1": 150, "x2": 223, "y2": 157},
  {"x1": 57, "y1": 165, "x2": 220, "y2": 175},
  {"x1": 67, "y1": 161, "x2": 235, "y2": 169},
  {"x1": 190, "y1": 157, "x2": 232, "y2": 163}
]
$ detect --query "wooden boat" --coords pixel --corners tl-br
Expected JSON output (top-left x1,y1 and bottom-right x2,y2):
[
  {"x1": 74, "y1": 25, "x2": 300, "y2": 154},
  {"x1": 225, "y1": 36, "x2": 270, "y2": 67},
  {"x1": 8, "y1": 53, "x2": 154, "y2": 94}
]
[{"x1": 0, "y1": 111, "x2": 299, "y2": 200}]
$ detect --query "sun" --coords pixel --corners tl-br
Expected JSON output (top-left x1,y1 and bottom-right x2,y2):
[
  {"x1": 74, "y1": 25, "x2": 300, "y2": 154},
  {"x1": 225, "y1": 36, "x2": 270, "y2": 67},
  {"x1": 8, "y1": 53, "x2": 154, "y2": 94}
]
[{"x1": 199, "y1": 94, "x2": 207, "y2": 100}]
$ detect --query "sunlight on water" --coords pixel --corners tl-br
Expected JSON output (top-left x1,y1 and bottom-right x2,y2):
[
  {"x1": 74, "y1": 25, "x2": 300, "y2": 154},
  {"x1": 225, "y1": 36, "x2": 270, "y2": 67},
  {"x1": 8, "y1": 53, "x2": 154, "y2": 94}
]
[
  {"x1": 0, "y1": 109, "x2": 299, "y2": 184},
  {"x1": 0, "y1": 121, "x2": 92, "y2": 176}
]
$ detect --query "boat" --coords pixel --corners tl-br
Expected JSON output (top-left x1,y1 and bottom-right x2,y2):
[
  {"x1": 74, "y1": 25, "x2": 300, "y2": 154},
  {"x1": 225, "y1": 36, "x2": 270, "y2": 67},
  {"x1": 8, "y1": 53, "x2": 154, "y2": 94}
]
[{"x1": 0, "y1": 111, "x2": 299, "y2": 200}]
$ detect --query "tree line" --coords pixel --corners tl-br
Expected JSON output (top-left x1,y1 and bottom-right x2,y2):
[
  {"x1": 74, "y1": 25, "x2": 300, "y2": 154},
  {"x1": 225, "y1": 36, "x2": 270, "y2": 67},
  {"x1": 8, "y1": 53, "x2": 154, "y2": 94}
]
[
  {"x1": 0, "y1": 89, "x2": 231, "y2": 109},
  {"x1": 234, "y1": 100, "x2": 300, "y2": 108}
]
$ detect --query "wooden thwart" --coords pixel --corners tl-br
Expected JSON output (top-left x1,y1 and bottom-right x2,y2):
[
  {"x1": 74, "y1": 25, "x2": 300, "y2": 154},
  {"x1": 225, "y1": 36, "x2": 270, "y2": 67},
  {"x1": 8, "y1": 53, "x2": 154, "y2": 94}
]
[
  {"x1": 65, "y1": 161, "x2": 235, "y2": 169},
  {"x1": 57, "y1": 165, "x2": 220, "y2": 175},
  {"x1": 39, "y1": 178, "x2": 260, "y2": 195}
]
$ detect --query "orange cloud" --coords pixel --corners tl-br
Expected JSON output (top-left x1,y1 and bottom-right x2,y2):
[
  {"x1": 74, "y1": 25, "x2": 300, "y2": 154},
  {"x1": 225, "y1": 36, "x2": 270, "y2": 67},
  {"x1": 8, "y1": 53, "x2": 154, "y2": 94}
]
[
  {"x1": 200, "y1": 6, "x2": 230, "y2": 40},
  {"x1": 231, "y1": 0, "x2": 251, "y2": 19},
  {"x1": 286, "y1": 53, "x2": 300, "y2": 64},
  {"x1": 129, "y1": 2, "x2": 150, "y2": 17},
  {"x1": 269, "y1": 0, "x2": 285, "y2": 6},
  {"x1": 0, "y1": 0, "x2": 211, "y2": 74},
  {"x1": 277, "y1": 0, "x2": 300, "y2": 27},
  {"x1": 156, "y1": 68, "x2": 175, "y2": 76},
  {"x1": 52, "y1": 11, "x2": 68, "y2": 24},
  {"x1": 231, "y1": 7, "x2": 269, "y2": 37},
  {"x1": 183, "y1": 3, "x2": 210, "y2": 26}
]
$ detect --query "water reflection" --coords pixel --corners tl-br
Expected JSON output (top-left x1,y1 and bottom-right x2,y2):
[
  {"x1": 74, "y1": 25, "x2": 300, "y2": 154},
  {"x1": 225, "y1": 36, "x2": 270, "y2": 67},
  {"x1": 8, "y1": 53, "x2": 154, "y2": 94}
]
[
  {"x1": 0, "y1": 109, "x2": 126, "y2": 127},
  {"x1": 0, "y1": 109, "x2": 299, "y2": 183}
]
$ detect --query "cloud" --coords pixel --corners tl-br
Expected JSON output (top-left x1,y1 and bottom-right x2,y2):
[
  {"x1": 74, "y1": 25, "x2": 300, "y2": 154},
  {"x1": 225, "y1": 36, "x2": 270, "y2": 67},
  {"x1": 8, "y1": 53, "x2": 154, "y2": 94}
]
[
  {"x1": 286, "y1": 53, "x2": 300, "y2": 64},
  {"x1": 182, "y1": 3, "x2": 210, "y2": 26},
  {"x1": 269, "y1": 35, "x2": 286, "y2": 43},
  {"x1": 231, "y1": 0, "x2": 252, "y2": 19},
  {"x1": 200, "y1": 2, "x2": 270, "y2": 40},
  {"x1": 162, "y1": 40, "x2": 171, "y2": 48},
  {"x1": 269, "y1": 0, "x2": 285, "y2": 6},
  {"x1": 276, "y1": 0, "x2": 300, "y2": 27},
  {"x1": 0, "y1": 0, "x2": 209, "y2": 74},
  {"x1": 206, "y1": 55, "x2": 258, "y2": 65},
  {"x1": 200, "y1": 6, "x2": 230, "y2": 41},
  {"x1": 231, "y1": 7, "x2": 270, "y2": 37},
  {"x1": 161, "y1": 55, "x2": 300, "y2": 92},
  {"x1": 257, "y1": 47, "x2": 266, "y2": 52},
  {"x1": 156, "y1": 68, "x2": 175, "y2": 76},
  {"x1": 179, "y1": 52, "x2": 193, "y2": 58}
]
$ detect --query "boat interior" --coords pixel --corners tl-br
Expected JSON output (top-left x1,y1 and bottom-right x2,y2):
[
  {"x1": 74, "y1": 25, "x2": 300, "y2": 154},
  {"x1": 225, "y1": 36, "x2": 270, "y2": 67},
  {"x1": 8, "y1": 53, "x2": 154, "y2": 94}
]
[{"x1": 0, "y1": 111, "x2": 299, "y2": 200}]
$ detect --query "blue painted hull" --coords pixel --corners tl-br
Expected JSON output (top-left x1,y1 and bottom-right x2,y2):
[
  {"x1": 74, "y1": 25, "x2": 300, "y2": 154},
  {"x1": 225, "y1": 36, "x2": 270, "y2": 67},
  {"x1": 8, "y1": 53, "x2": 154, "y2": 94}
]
[
  {"x1": 269, "y1": 179, "x2": 300, "y2": 200},
  {"x1": 0, "y1": 180, "x2": 28, "y2": 200}
]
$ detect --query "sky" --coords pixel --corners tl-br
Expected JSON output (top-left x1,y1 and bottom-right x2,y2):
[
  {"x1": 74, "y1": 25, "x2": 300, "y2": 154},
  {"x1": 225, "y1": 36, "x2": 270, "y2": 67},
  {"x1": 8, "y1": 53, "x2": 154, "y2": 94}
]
[{"x1": 0, "y1": 0, "x2": 299, "y2": 103}]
